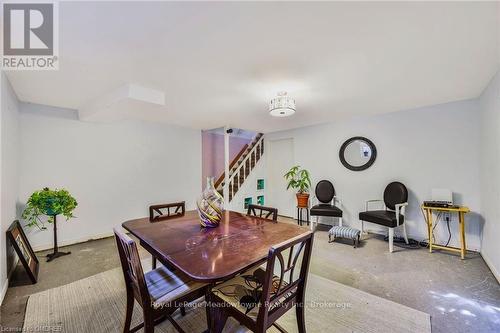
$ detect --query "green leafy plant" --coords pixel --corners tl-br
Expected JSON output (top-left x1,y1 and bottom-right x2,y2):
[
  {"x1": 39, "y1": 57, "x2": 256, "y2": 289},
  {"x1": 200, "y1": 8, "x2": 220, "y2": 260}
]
[
  {"x1": 284, "y1": 166, "x2": 312, "y2": 193},
  {"x1": 22, "y1": 188, "x2": 78, "y2": 230}
]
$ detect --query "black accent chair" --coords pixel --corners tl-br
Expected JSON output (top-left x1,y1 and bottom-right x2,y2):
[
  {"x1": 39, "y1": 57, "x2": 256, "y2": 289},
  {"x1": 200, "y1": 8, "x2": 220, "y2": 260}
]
[
  {"x1": 359, "y1": 181, "x2": 409, "y2": 252},
  {"x1": 247, "y1": 204, "x2": 278, "y2": 221},
  {"x1": 310, "y1": 180, "x2": 343, "y2": 228}
]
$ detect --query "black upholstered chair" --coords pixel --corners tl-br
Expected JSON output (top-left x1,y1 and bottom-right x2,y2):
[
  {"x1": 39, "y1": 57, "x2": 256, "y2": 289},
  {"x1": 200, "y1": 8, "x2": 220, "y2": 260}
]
[
  {"x1": 359, "y1": 181, "x2": 409, "y2": 252},
  {"x1": 310, "y1": 180, "x2": 343, "y2": 229}
]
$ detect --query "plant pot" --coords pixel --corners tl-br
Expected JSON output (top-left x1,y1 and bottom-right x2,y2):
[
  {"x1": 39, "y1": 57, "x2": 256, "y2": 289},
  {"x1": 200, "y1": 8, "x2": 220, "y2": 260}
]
[{"x1": 296, "y1": 193, "x2": 310, "y2": 208}]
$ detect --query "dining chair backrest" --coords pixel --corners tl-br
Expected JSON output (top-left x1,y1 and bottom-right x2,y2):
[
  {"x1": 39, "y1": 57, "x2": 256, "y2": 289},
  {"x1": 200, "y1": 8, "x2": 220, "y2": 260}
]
[
  {"x1": 149, "y1": 201, "x2": 185, "y2": 222},
  {"x1": 258, "y1": 231, "x2": 314, "y2": 324},
  {"x1": 383, "y1": 182, "x2": 408, "y2": 210},
  {"x1": 315, "y1": 180, "x2": 335, "y2": 203},
  {"x1": 114, "y1": 228, "x2": 150, "y2": 307},
  {"x1": 247, "y1": 204, "x2": 278, "y2": 221}
]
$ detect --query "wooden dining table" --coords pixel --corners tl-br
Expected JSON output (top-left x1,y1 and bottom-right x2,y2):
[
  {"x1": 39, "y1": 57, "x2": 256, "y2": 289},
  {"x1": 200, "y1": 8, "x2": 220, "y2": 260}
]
[{"x1": 121, "y1": 209, "x2": 310, "y2": 283}]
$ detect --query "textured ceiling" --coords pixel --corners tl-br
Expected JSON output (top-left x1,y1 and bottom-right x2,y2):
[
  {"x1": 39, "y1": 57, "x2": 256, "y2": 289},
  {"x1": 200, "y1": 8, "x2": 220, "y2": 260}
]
[{"x1": 6, "y1": 1, "x2": 499, "y2": 132}]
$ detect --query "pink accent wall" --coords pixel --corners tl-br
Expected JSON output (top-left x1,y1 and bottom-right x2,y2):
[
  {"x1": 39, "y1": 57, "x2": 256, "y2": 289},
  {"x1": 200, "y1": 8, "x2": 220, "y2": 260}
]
[{"x1": 202, "y1": 132, "x2": 253, "y2": 188}]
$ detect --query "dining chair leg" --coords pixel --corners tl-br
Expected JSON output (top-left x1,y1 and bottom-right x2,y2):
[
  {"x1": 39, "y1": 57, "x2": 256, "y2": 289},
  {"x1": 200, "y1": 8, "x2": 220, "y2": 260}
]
[
  {"x1": 388, "y1": 227, "x2": 394, "y2": 253},
  {"x1": 152, "y1": 257, "x2": 157, "y2": 269},
  {"x1": 166, "y1": 315, "x2": 187, "y2": 333},
  {"x1": 123, "y1": 289, "x2": 134, "y2": 333},
  {"x1": 143, "y1": 312, "x2": 155, "y2": 333},
  {"x1": 296, "y1": 303, "x2": 306, "y2": 333},
  {"x1": 209, "y1": 302, "x2": 228, "y2": 333},
  {"x1": 205, "y1": 286, "x2": 214, "y2": 332},
  {"x1": 402, "y1": 223, "x2": 409, "y2": 244}
]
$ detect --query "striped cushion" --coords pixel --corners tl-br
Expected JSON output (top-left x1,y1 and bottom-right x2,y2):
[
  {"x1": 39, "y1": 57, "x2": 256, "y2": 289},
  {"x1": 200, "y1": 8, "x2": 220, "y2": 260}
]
[{"x1": 328, "y1": 226, "x2": 360, "y2": 239}]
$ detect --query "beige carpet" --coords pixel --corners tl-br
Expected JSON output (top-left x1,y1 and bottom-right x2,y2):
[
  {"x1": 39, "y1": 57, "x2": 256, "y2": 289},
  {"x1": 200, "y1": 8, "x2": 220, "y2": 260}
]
[{"x1": 23, "y1": 263, "x2": 431, "y2": 333}]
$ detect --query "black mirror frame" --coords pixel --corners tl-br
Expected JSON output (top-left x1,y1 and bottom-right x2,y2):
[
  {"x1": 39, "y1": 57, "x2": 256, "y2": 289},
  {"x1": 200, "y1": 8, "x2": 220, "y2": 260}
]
[{"x1": 339, "y1": 136, "x2": 377, "y2": 171}]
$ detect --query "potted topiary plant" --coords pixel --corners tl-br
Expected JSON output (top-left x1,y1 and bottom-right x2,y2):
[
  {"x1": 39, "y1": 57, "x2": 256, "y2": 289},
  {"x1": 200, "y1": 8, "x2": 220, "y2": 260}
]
[
  {"x1": 22, "y1": 187, "x2": 78, "y2": 262},
  {"x1": 284, "y1": 166, "x2": 312, "y2": 208}
]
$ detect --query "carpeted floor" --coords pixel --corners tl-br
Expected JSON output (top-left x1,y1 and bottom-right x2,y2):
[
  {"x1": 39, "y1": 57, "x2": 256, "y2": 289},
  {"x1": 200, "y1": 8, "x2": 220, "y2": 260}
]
[{"x1": 23, "y1": 261, "x2": 431, "y2": 333}]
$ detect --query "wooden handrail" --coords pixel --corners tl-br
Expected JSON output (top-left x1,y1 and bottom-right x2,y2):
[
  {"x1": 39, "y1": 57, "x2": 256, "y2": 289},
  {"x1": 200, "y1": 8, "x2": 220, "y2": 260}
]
[
  {"x1": 214, "y1": 133, "x2": 263, "y2": 190},
  {"x1": 214, "y1": 143, "x2": 248, "y2": 188},
  {"x1": 227, "y1": 136, "x2": 264, "y2": 200}
]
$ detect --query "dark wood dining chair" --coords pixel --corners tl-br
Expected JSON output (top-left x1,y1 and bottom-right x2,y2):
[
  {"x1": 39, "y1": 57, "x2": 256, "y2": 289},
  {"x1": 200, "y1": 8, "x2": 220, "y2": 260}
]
[
  {"x1": 114, "y1": 228, "x2": 207, "y2": 333},
  {"x1": 148, "y1": 201, "x2": 185, "y2": 268},
  {"x1": 247, "y1": 204, "x2": 278, "y2": 222},
  {"x1": 149, "y1": 201, "x2": 185, "y2": 222},
  {"x1": 208, "y1": 231, "x2": 314, "y2": 333}
]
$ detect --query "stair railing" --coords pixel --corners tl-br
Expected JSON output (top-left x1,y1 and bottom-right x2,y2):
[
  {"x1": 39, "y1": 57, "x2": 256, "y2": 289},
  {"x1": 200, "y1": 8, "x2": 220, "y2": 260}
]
[
  {"x1": 228, "y1": 135, "x2": 264, "y2": 200},
  {"x1": 214, "y1": 143, "x2": 249, "y2": 190}
]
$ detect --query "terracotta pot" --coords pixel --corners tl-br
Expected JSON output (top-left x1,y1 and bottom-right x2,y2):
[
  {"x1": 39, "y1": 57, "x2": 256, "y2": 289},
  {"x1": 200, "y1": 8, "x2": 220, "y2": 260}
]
[{"x1": 296, "y1": 193, "x2": 310, "y2": 208}]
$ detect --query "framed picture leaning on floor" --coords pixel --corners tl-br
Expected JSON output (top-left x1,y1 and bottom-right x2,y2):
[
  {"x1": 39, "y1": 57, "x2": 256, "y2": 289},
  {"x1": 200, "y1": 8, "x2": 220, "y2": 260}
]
[{"x1": 6, "y1": 220, "x2": 39, "y2": 283}]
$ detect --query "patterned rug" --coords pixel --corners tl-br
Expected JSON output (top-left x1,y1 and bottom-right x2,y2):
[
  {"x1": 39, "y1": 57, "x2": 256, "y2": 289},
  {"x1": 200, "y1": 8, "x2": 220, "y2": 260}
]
[{"x1": 23, "y1": 262, "x2": 431, "y2": 333}]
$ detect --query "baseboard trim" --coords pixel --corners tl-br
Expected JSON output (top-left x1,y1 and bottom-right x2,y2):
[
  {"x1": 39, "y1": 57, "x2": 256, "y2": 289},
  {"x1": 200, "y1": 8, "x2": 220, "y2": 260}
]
[
  {"x1": 481, "y1": 252, "x2": 500, "y2": 283},
  {"x1": 0, "y1": 278, "x2": 9, "y2": 305},
  {"x1": 31, "y1": 231, "x2": 115, "y2": 252},
  {"x1": 1, "y1": 249, "x2": 21, "y2": 305},
  {"x1": 361, "y1": 227, "x2": 481, "y2": 252}
]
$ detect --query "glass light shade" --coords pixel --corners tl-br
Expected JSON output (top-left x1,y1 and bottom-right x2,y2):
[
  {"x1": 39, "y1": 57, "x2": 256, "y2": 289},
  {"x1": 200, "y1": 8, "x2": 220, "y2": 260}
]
[{"x1": 269, "y1": 92, "x2": 296, "y2": 117}]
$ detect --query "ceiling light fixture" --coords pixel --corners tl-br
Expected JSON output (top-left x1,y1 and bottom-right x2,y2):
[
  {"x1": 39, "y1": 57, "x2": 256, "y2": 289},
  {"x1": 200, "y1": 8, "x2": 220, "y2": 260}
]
[{"x1": 269, "y1": 91, "x2": 296, "y2": 117}]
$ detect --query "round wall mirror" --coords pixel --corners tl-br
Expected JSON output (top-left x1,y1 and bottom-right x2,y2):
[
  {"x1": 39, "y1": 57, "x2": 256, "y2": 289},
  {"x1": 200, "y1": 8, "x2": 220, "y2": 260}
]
[{"x1": 339, "y1": 137, "x2": 377, "y2": 171}]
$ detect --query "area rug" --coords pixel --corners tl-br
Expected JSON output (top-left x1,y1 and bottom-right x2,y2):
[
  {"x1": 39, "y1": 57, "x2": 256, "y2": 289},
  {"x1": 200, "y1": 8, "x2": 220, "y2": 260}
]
[{"x1": 23, "y1": 263, "x2": 431, "y2": 333}]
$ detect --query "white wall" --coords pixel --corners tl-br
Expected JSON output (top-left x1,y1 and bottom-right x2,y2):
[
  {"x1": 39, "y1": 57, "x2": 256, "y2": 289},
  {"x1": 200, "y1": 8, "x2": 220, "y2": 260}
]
[
  {"x1": 479, "y1": 70, "x2": 500, "y2": 280},
  {"x1": 18, "y1": 103, "x2": 201, "y2": 250},
  {"x1": 266, "y1": 99, "x2": 483, "y2": 251},
  {"x1": 0, "y1": 72, "x2": 20, "y2": 303}
]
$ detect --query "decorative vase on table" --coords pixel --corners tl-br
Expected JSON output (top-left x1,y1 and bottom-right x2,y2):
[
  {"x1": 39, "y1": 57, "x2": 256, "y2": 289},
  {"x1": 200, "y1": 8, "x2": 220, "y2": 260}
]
[{"x1": 197, "y1": 177, "x2": 224, "y2": 228}]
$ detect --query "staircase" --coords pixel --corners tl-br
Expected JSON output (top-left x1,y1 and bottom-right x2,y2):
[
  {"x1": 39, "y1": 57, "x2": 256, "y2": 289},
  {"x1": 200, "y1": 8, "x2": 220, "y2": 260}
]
[{"x1": 215, "y1": 133, "x2": 264, "y2": 201}]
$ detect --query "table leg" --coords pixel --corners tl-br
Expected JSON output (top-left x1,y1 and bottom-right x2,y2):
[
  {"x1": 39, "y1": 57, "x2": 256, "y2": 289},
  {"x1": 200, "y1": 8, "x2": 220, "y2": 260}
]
[
  {"x1": 459, "y1": 212, "x2": 466, "y2": 259},
  {"x1": 426, "y1": 209, "x2": 433, "y2": 253},
  {"x1": 204, "y1": 283, "x2": 215, "y2": 333}
]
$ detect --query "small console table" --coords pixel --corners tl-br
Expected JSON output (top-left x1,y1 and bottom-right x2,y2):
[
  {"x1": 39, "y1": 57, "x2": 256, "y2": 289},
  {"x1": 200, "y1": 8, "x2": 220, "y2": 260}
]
[{"x1": 421, "y1": 204, "x2": 470, "y2": 259}]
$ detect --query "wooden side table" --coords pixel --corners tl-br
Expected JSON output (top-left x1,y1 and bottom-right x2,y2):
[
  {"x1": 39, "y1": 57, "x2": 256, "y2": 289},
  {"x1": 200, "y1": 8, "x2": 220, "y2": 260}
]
[
  {"x1": 421, "y1": 204, "x2": 470, "y2": 259},
  {"x1": 297, "y1": 206, "x2": 309, "y2": 226}
]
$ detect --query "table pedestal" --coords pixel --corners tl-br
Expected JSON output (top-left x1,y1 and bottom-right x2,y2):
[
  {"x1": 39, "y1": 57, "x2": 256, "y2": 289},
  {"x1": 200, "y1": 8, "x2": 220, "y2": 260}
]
[{"x1": 46, "y1": 215, "x2": 71, "y2": 262}]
